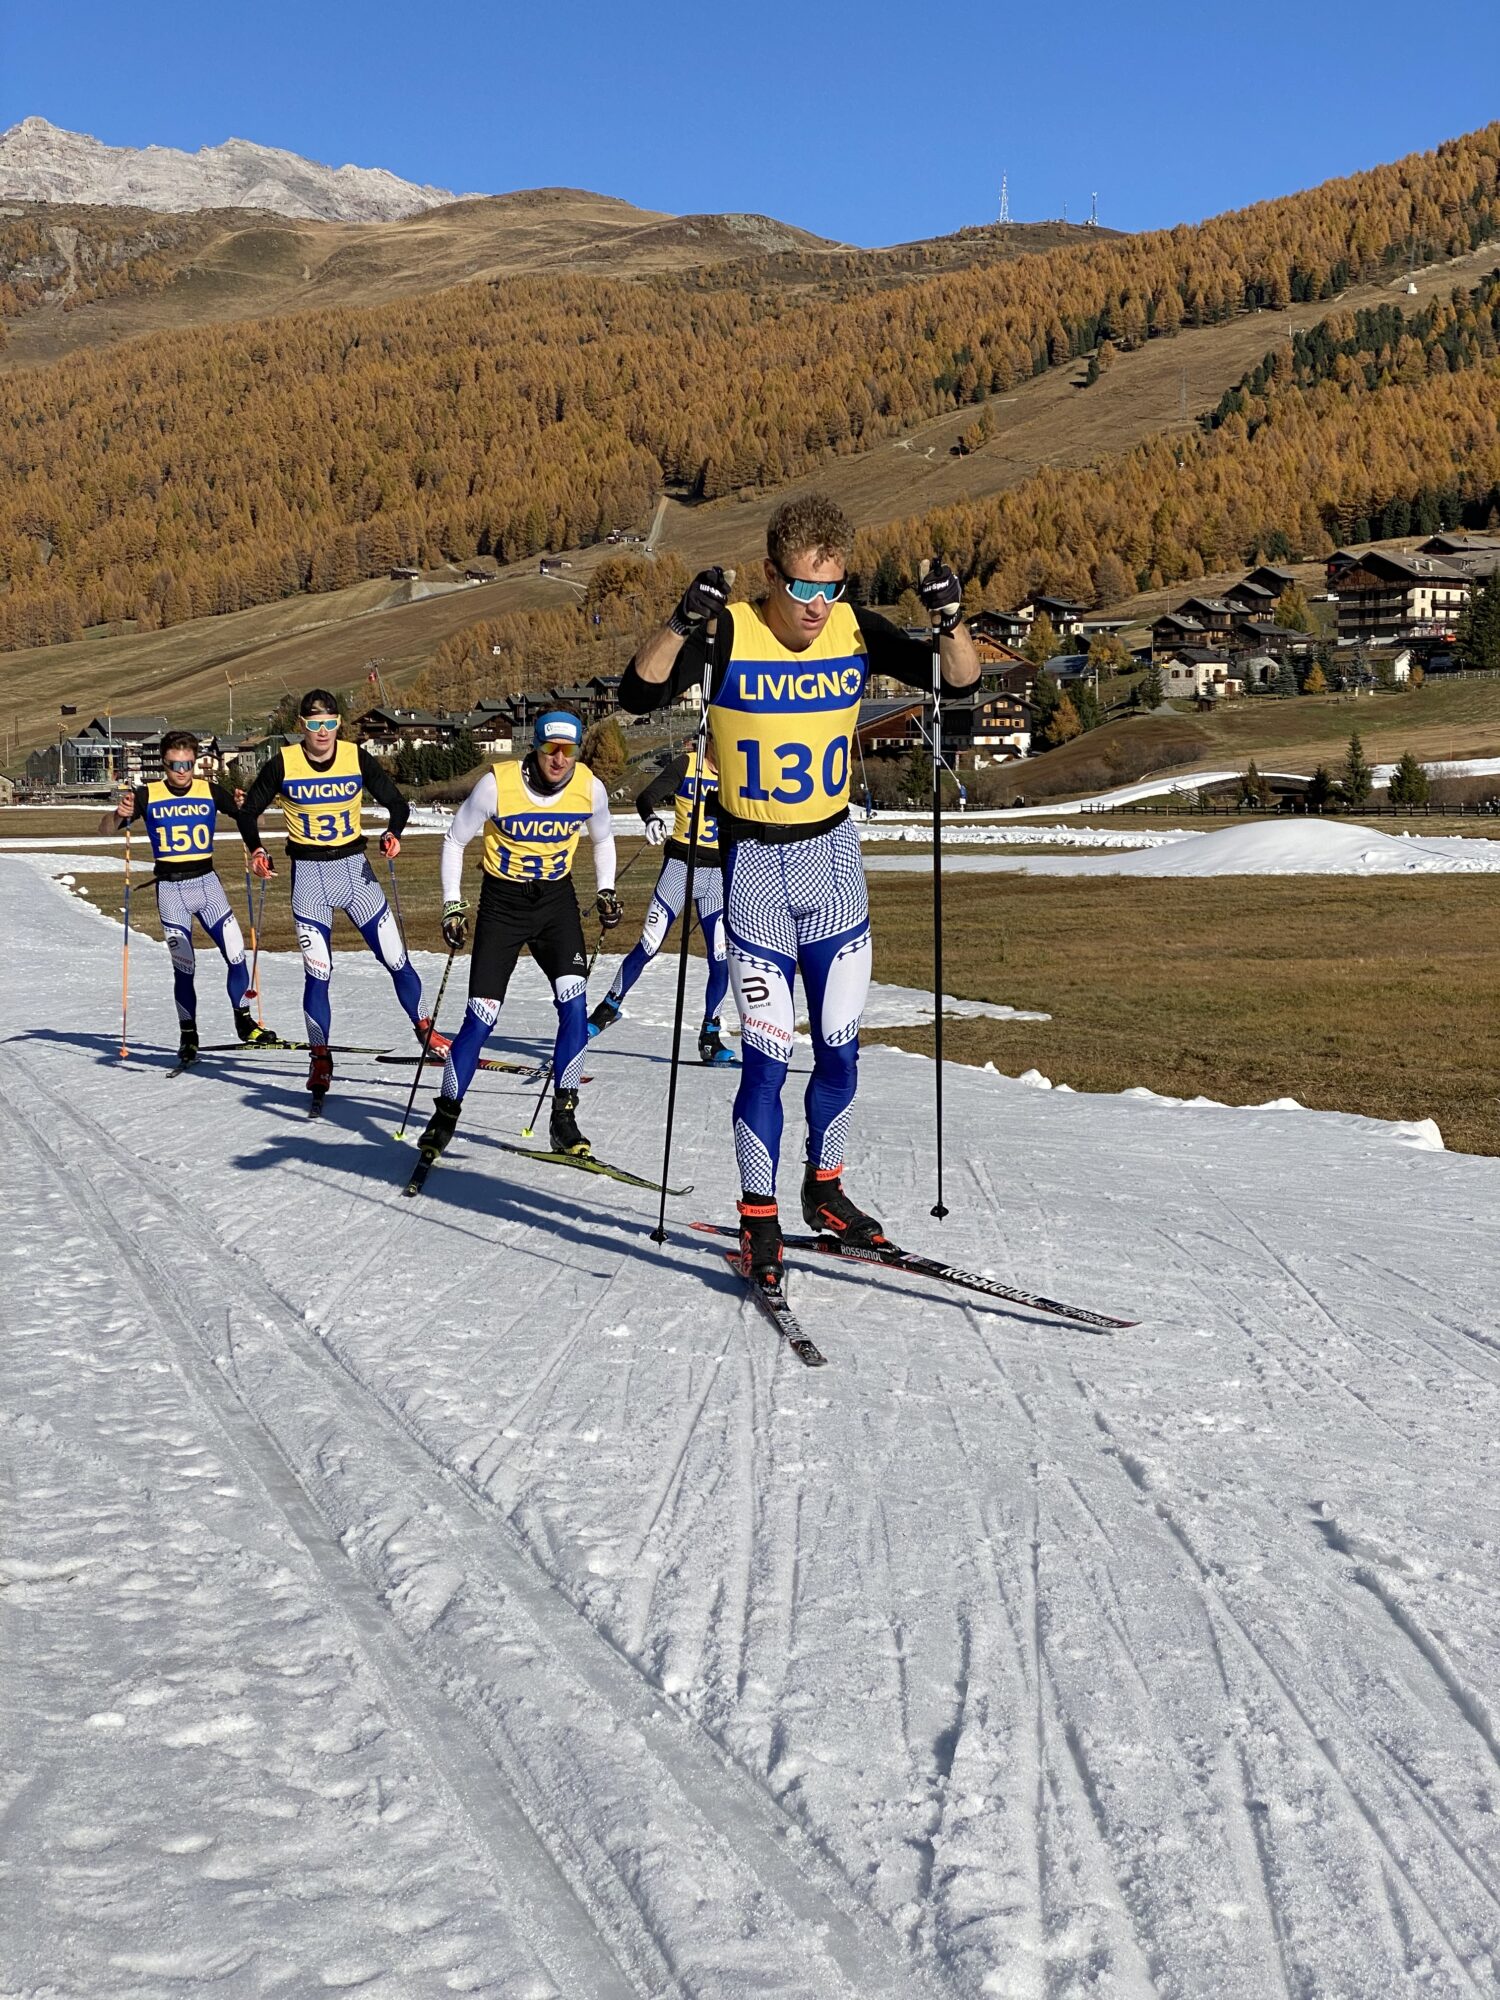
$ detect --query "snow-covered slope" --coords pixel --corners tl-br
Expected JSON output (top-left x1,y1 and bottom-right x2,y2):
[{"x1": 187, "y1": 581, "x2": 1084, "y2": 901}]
[
  {"x1": 6, "y1": 852, "x2": 1500, "y2": 1996},
  {"x1": 0, "y1": 117, "x2": 460, "y2": 220}
]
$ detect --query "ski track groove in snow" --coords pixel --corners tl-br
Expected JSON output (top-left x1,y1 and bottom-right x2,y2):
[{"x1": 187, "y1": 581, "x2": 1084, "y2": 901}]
[
  {"x1": 2, "y1": 1048, "x2": 938, "y2": 2000},
  {"x1": 1083, "y1": 1390, "x2": 1500, "y2": 1993},
  {"x1": 0, "y1": 1084, "x2": 635, "y2": 2000}
]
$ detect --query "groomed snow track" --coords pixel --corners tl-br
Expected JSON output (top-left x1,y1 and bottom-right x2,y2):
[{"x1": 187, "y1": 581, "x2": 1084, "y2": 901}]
[{"x1": 6, "y1": 855, "x2": 1500, "y2": 1996}]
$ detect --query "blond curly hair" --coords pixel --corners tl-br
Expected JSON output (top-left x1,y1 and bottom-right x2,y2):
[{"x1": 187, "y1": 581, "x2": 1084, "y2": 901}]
[{"x1": 766, "y1": 494, "x2": 854, "y2": 572}]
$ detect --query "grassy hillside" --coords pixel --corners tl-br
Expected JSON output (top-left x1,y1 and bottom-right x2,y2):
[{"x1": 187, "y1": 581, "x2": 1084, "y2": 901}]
[{"x1": 0, "y1": 193, "x2": 1104, "y2": 372}]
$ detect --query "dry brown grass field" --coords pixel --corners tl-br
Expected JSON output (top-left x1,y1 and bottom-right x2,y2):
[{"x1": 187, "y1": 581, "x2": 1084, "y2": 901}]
[
  {"x1": 863, "y1": 873, "x2": 1500, "y2": 1158},
  {"x1": 39, "y1": 837, "x2": 1500, "y2": 1157}
]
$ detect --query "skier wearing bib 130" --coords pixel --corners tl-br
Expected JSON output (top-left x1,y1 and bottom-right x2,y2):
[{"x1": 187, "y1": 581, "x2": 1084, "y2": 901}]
[
  {"x1": 100, "y1": 729, "x2": 275, "y2": 1065},
  {"x1": 619, "y1": 493, "x2": 977, "y2": 1289},
  {"x1": 240, "y1": 689, "x2": 446, "y2": 1099},
  {"x1": 416, "y1": 710, "x2": 621, "y2": 1165},
  {"x1": 588, "y1": 741, "x2": 733, "y2": 1065}
]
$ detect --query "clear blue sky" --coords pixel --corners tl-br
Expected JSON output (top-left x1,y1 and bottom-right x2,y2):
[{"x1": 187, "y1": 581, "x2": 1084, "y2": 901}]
[{"x1": 4, "y1": 1, "x2": 1498, "y2": 246}]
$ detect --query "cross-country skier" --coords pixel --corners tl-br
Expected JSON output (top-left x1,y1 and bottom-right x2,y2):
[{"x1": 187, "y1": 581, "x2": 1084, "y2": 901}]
[
  {"x1": 619, "y1": 494, "x2": 978, "y2": 1288},
  {"x1": 416, "y1": 711, "x2": 621, "y2": 1165},
  {"x1": 240, "y1": 689, "x2": 445, "y2": 1101},
  {"x1": 587, "y1": 742, "x2": 734, "y2": 1065},
  {"x1": 100, "y1": 730, "x2": 275, "y2": 1064}
]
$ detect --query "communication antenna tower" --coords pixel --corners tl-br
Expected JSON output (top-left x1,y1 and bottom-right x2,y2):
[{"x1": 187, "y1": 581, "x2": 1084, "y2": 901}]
[
  {"x1": 1089, "y1": 191, "x2": 1098, "y2": 228},
  {"x1": 998, "y1": 173, "x2": 1011, "y2": 225}
]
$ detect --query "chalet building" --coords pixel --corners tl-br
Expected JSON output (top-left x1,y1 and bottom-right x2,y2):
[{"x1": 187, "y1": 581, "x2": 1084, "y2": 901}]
[
  {"x1": 969, "y1": 691, "x2": 1032, "y2": 761},
  {"x1": 1012, "y1": 595, "x2": 1086, "y2": 639},
  {"x1": 1037, "y1": 653, "x2": 1095, "y2": 683},
  {"x1": 1223, "y1": 579, "x2": 1277, "y2": 617},
  {"x1": 1151, "y1": 611, "x2": 1209, "y2": 658},
  {"x1": 1161, "y1": 652, "x2": 1240, "y2": 699},
  {"x1": 1241, "y1": 563, "x2": 1297, "y2": 597},
  {"x1": 968, "y1": 609, "x2": 1032, "y2": 649},
  {"x1": 1332, "y1": 551, "x2": 1471, "y2": 644},
  {"x1": 980, "y1": 660, "x2": 1037, "y2": 700},
  {"x1": 460, "y1": 707, "x2": 515, "y2": 755},
  {"x1": 1326, "y1": 549, "x2": 1365, "y2": 587},
  {"x1": 1230, "y1": 620, "x2": 1315, "y2": 661},
  {"x1": 24, "y1": 715, "x2": 223, "y2": 790},
  {"x1": 1173, "y1": 597, "x2": 1236, "y2": 648},
  {"x1": 1415, "y1": 533, "x2": 1500, "y2": 575},
  {"x1": 356, "y1": 707, "x2": 459, "y2": 752}
]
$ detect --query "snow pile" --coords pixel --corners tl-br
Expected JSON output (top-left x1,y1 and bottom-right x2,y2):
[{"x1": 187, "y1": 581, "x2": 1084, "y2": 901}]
[
  {"x1": 858, "y1": 820, "x2": 1192, "y2": 850},
  {"x1": 867, "y1": 818, "x2": 1500, "y2": 877}
]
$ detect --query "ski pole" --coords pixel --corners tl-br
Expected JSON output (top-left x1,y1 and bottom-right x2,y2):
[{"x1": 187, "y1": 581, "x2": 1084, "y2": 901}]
[
  {"x1": 242, "y1": 863, "x2": 265, "y2": 1022},
  {"x1": 386, "y1": 853, "x2": 408, "y2": 953},
  {"x1": 395, "y1": 939, "x2": 458, "y2": 1141},
  {"x1": 920, "y1": 560, "x2": 950, "y2": 1221},
  {"x1": 651, "y1": 570, "x2": 732, "y2": 1243},
  {"x1": 119, "y1": 822, "x2": 133, "y2": 1060},
  {"x1": 248, "y1": 871, "x2": 268, "y2": 1019}
]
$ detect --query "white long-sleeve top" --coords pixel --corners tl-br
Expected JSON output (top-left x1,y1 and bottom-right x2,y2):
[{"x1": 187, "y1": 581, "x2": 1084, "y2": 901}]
[{"x1": 440, "y1": 764, "x2": 617, "y2": 905}]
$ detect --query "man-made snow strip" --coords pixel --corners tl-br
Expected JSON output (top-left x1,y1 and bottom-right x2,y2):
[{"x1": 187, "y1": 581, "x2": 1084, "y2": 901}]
[{"x1": 865, "y1": 818, "x2": 1500, "y2": 877}]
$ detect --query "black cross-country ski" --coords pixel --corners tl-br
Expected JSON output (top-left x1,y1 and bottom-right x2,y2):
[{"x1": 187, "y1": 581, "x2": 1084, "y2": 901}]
[
  {"x1": 403, "y1": 1147, "x2": 440, "y2": 1197},
  {"x1": 196, "y1": 1039, "x2": 391, "y2": 1055},
  {"x1": 690, "y1": 1224, "x2": 1135, "y2": 1331},
  {"x1": 723, "y1": 1251, "x2": 826, "y2": 1367},
  {"x1": 166, "y1": 1056, "x2": 199, "y2": 1078},
  {"x1": 493, "y1": 1140, "x2": 691, "y2": 1196},
  {"x1": 307, "y1": 1093, "x2": 328, "y2": 1120},
  {"x1": 375, "y1": 1054, "x2": 593, "y2": 1082}
]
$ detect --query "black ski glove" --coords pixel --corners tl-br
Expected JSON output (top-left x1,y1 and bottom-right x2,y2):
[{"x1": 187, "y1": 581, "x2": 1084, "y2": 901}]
[
  {"x1": 441, "y1": 901, "x2": 469, "y2": 949},
  {"x1": 668, "y1": 566, "x2": 730, "y2": 637},
  {"x1": 918, "y1": 561, "x2": 964, "y2": 634},
  {"x1": 595, "y1": 888, "x2": 623, "y2": 930}
]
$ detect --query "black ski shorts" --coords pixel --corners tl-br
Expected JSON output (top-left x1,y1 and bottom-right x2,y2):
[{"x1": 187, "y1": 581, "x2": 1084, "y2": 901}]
[{"x1": 468, "y1": 874, "x2": 588, "y2": 1002}]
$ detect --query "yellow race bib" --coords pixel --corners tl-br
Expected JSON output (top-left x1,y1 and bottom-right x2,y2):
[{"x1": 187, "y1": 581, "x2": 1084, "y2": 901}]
[
  {"x1": 482, "y1": 759, "x2": 596, "y2": 882},
  {"x1": 278, "y1": 741, "x2": 363, "y2": 847},
  {"x1": 142, "y1": 779, "x2": 217, "y2": 863},
  {"x1": 708, "y1": 600, "x2": 866, "y2": 828}
]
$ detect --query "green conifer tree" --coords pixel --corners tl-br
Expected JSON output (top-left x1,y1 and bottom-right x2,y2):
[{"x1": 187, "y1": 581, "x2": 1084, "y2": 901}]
[{"x1": 1341, "y1": 730, "x2": 1373, "y2": 807}]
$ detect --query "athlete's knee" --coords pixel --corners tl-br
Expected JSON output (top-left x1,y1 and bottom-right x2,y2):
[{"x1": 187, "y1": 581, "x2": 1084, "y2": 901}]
[
  {"x1": 814, "y1": 928, "x2": 871, "y2": 1050},
  {"x1": 639, "y1": 896, "x2": 672, "y2": 958},
  {"x1": 164, "y1": 928, "x2": 195, "y2": 977},
  {"x1": 216, "y1": 913, "x2": 246, "y2": 965},
  {"x1": 729, "y1": 949, "x2": 794, "y2": 1065},
  {"x1": 297, "y1": 922, "x2": 332, "y2": 982},
  {"x1": 553, "y1": 973, "x2": 587, "y2": 1013},
  {"x1": 371, "y1": 906, "x2": 407, "y2": 971}
]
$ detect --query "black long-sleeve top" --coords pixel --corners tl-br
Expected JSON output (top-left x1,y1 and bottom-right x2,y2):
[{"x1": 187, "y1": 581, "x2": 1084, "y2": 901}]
[{"x1": 240, "y1": 744, "x2": 411, "y2": 862}]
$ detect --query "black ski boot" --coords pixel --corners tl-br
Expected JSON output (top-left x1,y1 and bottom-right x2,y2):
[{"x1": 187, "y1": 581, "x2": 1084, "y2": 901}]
[
  {"x1": 418, "y1": 1093, "x2": 462, "y2": 1157},
  {"x1": 234, "y1": 1007, "x2": 279, "y2": 1047},
  {"x1": 177, "y1": 1022, "x2": 200, "y2": 1067},
  {"x1": 548, "y1": 1088, "x2": 590, "y2": 1157},
  {"x1": 588, "y1": 996, "x2": 621, "y2": 1040},
  {"x1": 737, "y1": 1198, "x2": 784, "y2": 1289},
  {"x1": 308, "y1": 1045, "x2": 333, "y2": 1099},
  {"x1": 698, "y1": 1019, "x2": 736, "y2": 1066},
  {"x1": 801, "y1": 1167, "x2": 892, "y2": 1251}
]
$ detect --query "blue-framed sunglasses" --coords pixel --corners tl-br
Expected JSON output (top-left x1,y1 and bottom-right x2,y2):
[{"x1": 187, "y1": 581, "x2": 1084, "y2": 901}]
[{"x1": 776, "y1": 565, "x2": 847, "y2": 606}]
